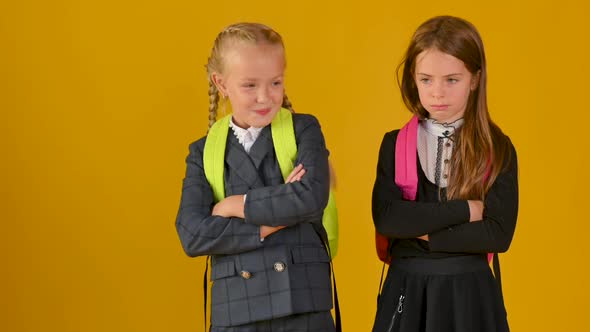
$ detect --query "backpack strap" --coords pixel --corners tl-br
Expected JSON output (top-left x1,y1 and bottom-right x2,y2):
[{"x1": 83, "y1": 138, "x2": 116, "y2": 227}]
[
  {"x1": 271, "y1": 108, "x2": 339, "y2": 258},
  {"x1": 310, "y1": 223, "x2": 341, "y2": 332},
  {"x1": 203, "y1": 256, "x2": 210, "y2": 332},
  {"x1": 203, "y1": 114, "x2": 231, "y2": 203},
  {"x1": 271, "y1": 108, "x2": 298, "y2": 180},
  {"x1": 322, "y1": 191, "x2": 339, "y2": 258},
  {"x1": 394, "y1": 115, "x2": 419, "y2": 200},
  {"x1": 375, "y1": 116, "x2": 419, "y2": 264},
  {"x1": 202, "y1": 118, "x2": 230, "y2": 330}
]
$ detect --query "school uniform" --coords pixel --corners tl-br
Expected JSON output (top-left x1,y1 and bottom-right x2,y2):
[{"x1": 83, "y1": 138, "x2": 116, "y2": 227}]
[
  {"x1": 372, "y1": 119, "x2": 518, "y2": 332},
  {"x1": 176, "y1": 113, "x2": 335, "y2": 331}
]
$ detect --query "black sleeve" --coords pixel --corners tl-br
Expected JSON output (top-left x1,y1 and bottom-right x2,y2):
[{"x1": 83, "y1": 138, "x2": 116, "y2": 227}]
[
  {"x1": 175, "y1": 139, "x2": 263, "y2": 257},
  {"x1": 244, "y1": 114, "x2": 330, "y2": 227},
  {"x1": 428, "y1": 143, "x2": 519, "y2": 253},
  {"x1": 372, "y1": 131, "x2": 471, "y2": 238}
]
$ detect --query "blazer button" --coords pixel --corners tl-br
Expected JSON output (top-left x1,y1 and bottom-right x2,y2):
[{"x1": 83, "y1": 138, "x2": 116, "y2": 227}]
[
  {"x1": 240, "y1": 270, "x2": 252, "y2": 279},
  {"x1": 273, "y1": 262, "x2": 286, "y2": 272}
]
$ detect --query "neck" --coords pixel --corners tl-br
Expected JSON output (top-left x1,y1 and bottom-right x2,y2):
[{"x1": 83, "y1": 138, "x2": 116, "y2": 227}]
[{"x1": 231, "y1": 116, "x2": 249, "y2": 129}]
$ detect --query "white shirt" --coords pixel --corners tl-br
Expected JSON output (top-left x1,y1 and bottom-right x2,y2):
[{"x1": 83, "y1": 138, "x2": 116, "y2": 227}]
[
  {"x1": 417, "y1": 118, "x2": 464, "y2": 188},
  {"x1": 228, "y1": 117, "x2": 262, "y2": 230},
  {"x1": 229, "y1": 117, "x2": 263, "y2": 154}
]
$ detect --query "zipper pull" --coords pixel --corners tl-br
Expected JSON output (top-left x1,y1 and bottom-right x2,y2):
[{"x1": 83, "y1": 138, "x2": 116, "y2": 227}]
[
  {"x1": 396, "y1": 294, "x2": 405, "y2": 313},
  {"x1": 386, "y1": 292, "x2": 406, "y2": 332}
]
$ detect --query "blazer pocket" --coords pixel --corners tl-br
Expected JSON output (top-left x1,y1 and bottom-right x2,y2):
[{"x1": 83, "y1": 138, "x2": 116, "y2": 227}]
[
  {"x1": 291, "y1": 245, "x2": 330, "y2": 264},
  {"x1": 210, "y1": 260, "x2": 236, "y2": 281}
]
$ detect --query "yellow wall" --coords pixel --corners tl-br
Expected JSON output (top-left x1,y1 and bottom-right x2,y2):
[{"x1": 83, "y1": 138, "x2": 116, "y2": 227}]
[{"x1": 2, "y1": 0, "x2": 588, "y2": 330}]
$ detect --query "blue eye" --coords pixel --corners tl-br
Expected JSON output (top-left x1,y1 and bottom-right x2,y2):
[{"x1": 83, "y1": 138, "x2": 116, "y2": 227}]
[
  {"x1": 447, "y1": 78, "x2": 458, "y2": 84},
  {"x1": 420, "y1": 78, "x2": 431, "y2": 84},
  {"x1": 242, "y1": 83, "x2": 255, "y2": 88}
]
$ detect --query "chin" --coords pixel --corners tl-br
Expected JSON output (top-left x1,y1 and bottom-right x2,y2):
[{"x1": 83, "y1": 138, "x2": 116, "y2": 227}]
[
  {"x1": 248, "y1": 117, "x2": 273, "y2": 128},
  {"x1": 255, "y1": 110, "x2": 280, "y2": 127},
  {"x1": 253, "y1": 120, "x2": 272, "y2": 128}
]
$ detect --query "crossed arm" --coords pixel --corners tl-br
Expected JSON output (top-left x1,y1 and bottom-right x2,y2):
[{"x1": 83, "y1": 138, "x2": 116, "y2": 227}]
[
  {"x1": 372, "y1": 131, "x2": 519, "y2": 253},
  {"x1": 211, "y1": 163, "x2": 308, "y2": 238},
  {"x1": 176, "y1": 115, "x2": 330, "y2": 257}
]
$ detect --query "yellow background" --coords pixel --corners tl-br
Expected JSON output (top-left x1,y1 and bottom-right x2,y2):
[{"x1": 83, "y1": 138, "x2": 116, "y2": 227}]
[{"x1": 2, "y1": 0, "x2": 588, "y2": 331}]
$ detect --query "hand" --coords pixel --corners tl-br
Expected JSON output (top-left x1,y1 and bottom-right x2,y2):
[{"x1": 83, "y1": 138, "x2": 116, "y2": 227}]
[
  {"x1": 468, "y1": 200, "x2": 484, "y2": 222},
  {"x1": 417, "y1": 234, "x2": 429, "y2": 241},
  {"x1": 260, "y1": 225, "x2": 286, "y2": 239},
  {"x1": 285, "y1": 164, "x2": 306, "y2": 183},
  {"x1": 212, "y1": 195, "x2": 245, "y2": 218}
]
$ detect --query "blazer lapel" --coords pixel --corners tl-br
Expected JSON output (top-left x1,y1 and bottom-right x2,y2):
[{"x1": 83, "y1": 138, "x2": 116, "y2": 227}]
[
  {"x1": 225, "y1": 133, "x2": 264, "y2": 190},
  {"x1": 248, "y1": 126, "x2": 274, "y2": 171}
]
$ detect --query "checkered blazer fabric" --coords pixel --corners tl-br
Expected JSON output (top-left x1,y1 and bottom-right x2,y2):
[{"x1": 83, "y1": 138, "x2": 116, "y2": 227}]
[{"x1": 176, "y1": 114, "x2": 333, "y2": 327}]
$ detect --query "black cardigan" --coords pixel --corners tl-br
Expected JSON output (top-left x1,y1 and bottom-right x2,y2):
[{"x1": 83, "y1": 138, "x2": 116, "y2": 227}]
[{"x1": 372, "y1": 129, "x2": 519, "y2": 259}]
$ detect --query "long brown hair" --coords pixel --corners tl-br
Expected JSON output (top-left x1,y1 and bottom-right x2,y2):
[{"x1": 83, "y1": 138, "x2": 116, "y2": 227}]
[
  {"x1": 398, "y1": 16, "x2": 511, "y2": 200},
  {"x1": 205, "y1": 23, "x2": 294, "y2": 130}
]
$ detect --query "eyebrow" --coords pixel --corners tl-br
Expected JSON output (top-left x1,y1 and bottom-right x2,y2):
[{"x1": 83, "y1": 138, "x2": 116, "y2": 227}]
[
  {"x1": 416, "y1": 73, "x2": 464, "y2": 77},
  {"x1": 240, "y1": 75, "x2": 284, "y2": 81}
]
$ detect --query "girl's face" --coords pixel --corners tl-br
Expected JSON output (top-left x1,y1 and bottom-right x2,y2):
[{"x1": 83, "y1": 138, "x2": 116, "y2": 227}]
[
  {"x1": 213, "y1": 42, "x2": 285, "y2": 129},
  {"x1": 414, "y1": 48, "x2": 478, "y2": 123}
]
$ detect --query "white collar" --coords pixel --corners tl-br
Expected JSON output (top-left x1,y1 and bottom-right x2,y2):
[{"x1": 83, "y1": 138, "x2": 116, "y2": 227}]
[
  {"x1": 421, "y1": 118, "x2": 464, "y2": 137},
  {"x1": 229, "y1": 117, "x2": 263, "y2": 153}
]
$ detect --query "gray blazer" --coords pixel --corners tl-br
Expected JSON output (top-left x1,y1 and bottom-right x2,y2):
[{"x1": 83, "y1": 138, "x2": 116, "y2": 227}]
[{"x1": 176, "y1": 113, "x2": 333, "y2": 327}]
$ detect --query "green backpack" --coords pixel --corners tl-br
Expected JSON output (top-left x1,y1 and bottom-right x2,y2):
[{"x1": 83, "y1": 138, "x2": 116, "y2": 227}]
[{"x1": 203, "y1": 108, "x2": 339, "y2": 258}]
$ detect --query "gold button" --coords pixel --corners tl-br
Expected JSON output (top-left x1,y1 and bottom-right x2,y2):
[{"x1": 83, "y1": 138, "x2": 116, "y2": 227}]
[
  {"x1": 443, "y1": 174, "x2": 448, "y2": 179},
  {"x1": 273, "y1": 262, "x2": 286, "y2": 272},
  {"x1": 240, "y1": 270, "x2": 252, "y2": 279}
]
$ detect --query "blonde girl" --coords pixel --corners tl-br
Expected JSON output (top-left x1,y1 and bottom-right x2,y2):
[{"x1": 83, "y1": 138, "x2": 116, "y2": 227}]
[{"x1": 176, "y1": 23, "x2": 336, "y2": 331}]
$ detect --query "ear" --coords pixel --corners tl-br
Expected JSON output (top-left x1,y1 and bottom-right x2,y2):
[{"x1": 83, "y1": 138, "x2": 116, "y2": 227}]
[
  {"x1": 211, "y1": 72, "x2": 227, "y2": 97},
  {"x1": 471, "y1": 70, "x2": 481, "y2": 91}
]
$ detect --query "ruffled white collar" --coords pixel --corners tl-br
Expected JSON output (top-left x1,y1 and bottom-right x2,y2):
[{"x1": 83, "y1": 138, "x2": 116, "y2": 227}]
[
  {"x1": 422, "y1": 118, "x2": 464, "y2": 137},
  {"x1": 229, "y1": 117, "x2": 263, "y2": 153}
]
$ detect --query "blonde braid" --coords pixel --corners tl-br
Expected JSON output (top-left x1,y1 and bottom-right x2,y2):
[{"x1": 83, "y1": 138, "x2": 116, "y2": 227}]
[
  {"x1": 282, "y1": 93, "x2": 294, "y2": 113},
  {"x1": 208, "y1": 80, "x2": 219, "y2": 131}
]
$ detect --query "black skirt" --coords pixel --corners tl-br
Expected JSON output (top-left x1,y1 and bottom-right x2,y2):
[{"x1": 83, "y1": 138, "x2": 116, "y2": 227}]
[{"x1": 373, "y1": 255, "x2": 509, "y2": 332}]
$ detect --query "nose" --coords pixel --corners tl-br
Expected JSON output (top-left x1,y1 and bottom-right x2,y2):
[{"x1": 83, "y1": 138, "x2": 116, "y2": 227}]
[
  {"x1": 256, "y1": 86, "x2": 270, "y2": 104},
  {"x1": 432, "y1": 81, "x2": 444, "y2": 99}
]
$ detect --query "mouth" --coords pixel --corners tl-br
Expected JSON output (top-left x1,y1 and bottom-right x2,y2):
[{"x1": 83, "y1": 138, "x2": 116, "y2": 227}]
[
  {"x1": 255, "y1": 108, "x2": 271, "y2": 116},
  {"x1": 431, "y1": 105, "x2": 449, "y2": 111}
]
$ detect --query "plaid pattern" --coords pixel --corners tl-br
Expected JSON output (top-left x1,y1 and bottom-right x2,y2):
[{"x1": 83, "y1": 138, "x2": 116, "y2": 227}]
[
  {"x1": 176, "y1": 114, "x2": 333, "y2": 327},
  {"x1": 210, "y1": 311, "x2": 335, "y2": 332}
]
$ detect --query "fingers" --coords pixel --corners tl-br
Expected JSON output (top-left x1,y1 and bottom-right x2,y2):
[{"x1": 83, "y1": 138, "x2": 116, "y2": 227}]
[
  {"x1": 290, "y1": 169, "x2": 306, "y2": 182},
  {"x1": 260, "y1": 226, "x2": 270, "y2": 238},
  {"x1": 211, "y1": 200, "x2": 223, "y2": 217},
  {"x1": 417, "y1": 234, "x2": 429, "y2": 241},
  {"x1": 285, "y1": 164, "x2": 303, "y2": 182},
  {"x1": 285, "y1": 164, "x2": 306, "y2": 183},
  {"x1": 260, "y1": 225, "x2": 287, "y2": 239}
]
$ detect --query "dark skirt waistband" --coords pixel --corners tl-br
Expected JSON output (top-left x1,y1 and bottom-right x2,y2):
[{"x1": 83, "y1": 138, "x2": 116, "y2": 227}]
[{"x1": 390, "y1": 255, "x2": 489, "y2": 275}]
